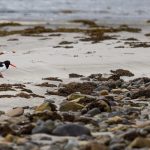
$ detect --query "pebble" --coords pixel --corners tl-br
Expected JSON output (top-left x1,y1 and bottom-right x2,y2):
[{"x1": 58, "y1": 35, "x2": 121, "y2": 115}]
[
  {"x1": 67, "y1": 92, "x2": 85, "y2": 101},
  {"x1": 1, "y1": 69, "x2": 150, "y2": 149},
  {"x1": 52, "y1": 123, "x2": 91, "y2": 136},
  {"x1": 129, "y1": 137, "x2": 150, "y2": 148},
  {"x1": 32, "y1": 120, "x2": 55, "y2": 134},
  {"x1": 59, "y1": 101, "x2": 84, "y2": 111},
  {"x1": 80, "y1": 141, "x2": 109, "y2": 150},
  {"x1": 111, "y1": 89, "x2": 123, "y2": 94},
  {"x1": 5, "y1": 107, "x2": 24, "y2": 117},
  {"x1": 31, "y1": 133, "x2": 52, "y2": 145},
  {"x1": 86, "y1": 108, "x2": 101, "y2": 117},
  {"x1": 64, "y1": 139, "x2": 79, "y2": 150},
  {"x1": 35, "y1": 102, "x2": 57, "y2": 112},
  {"x1": 99, "y1": 90, "x2": 109, "y2": 96}
]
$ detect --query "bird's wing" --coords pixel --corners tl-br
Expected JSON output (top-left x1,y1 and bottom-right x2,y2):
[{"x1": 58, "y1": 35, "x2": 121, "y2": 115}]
[{"x1": 0, "y1": 62, "x2": 4, "y2": 67}]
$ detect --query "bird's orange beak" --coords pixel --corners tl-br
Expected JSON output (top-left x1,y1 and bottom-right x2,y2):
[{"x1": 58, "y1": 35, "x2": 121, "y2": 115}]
[{"x1": 10, "y1": 64, "x2": 16, "y2": 68}]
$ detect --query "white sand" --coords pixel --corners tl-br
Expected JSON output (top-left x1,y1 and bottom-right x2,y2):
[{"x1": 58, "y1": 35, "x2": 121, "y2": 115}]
[{"x1": 1, "y1": 32, "x2": 150, "y2": 80}]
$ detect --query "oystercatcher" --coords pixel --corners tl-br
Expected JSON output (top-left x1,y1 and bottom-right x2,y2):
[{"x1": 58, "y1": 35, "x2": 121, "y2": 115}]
[{"x1": 0, "y1": 60, "x2": 16, "y2": 77}]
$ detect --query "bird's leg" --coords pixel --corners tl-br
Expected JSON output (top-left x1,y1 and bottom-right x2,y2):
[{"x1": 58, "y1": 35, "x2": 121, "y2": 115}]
[{"x1": 0, "y1": 73, "x2": 4, "y2": 78}]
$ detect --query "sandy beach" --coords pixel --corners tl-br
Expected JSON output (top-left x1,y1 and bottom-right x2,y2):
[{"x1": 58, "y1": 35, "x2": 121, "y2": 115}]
[
  {"x1": 1, "y1": 23, "x2": 150, "y2": 80},
  {"x1": 0, "y1": 20, "x2": 150, "y2": 149},
  {"x1": 0, "y1": 22, "x2": 148, "y2": 110},
  {"x1": 0, "y1": 23, "x2": 148, "y2": 108}
]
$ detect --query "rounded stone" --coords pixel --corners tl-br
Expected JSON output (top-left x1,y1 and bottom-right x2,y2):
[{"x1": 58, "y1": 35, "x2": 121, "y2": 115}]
[
  {"x1": 32, "y1": 120, "x2": 55, "y2": 134},
  {"x1": 59, "y1": 101, "x2": 84, "y2": 111},
  {"x1": 35, "y1": 102, "x2": 57, "y2": 112},
  {"x1": 52, "y1": 123, "x2": 91, "y2": 137},
  {"x1": 86, "y1": 108, "x2": 101, "y2": 117},
  {"x1": 111, "y1": 89, "x2": 123, "y2": 94},
  {"x1": 99, "y1": 90, "x2": 109, "y2": 96},
  {"x1": 5, "y1": 107, "x2": 24, "y2": 117}
]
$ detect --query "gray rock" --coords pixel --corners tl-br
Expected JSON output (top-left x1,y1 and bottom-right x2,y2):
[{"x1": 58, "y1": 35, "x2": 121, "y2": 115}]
[
  {"x1": 95, "y1": 85, "x2": 110, "y2": 92},
  {"x1": 0, "y1": 144, "x2": 14, "y2": 150},
  {"x1": 52, "y1": 123, "x2": 91, "y2": 137},
  {"x1": 44, "y1": 98, "x2": 55, "y2": 103},
  {"x1": 32, "y1": 120, "x2": 55, "y2": 134},
  {"x1": 86, "y1": 108, "x2": 101, "y2": 117},
  {"x1": 64, "y1": 139, "x2": 79, "y2": 150},
  {"x1": 31, "y1": 133, "x2": 52, "y2": 145},
  {"x1": 110, "y1": 143, "x2": 126, "y2": 150}
]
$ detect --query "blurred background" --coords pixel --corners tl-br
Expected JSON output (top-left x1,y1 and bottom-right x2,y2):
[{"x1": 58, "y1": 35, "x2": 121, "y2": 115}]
[{"x1": 0, "y1": 0, "x2": 150, "y2": 24}]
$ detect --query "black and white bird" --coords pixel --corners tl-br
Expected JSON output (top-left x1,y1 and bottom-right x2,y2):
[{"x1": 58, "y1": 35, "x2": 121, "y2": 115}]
[{"x1": 0, "y1": 60, "x2": 16, "y2": 77}]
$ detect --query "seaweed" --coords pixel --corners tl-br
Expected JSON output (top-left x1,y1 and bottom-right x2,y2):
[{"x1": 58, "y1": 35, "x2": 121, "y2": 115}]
[
  {"x1": 146, "y1": 20, "x2": 150, "y2": 23},
  {"x1": 71, "y1": 19, "x2": 99, "y2": 28},
  {"x1": 125, "y1": 42, "x2": 150, "y2": 48},
  {"x1": 145, "y1": 33, "x2": 150, "y2": 36},
  {"x1": 0, "y1": 22, "x2": 21, "y2": 27},
  {"x1": 36, "y1": 82, "x2": 57, "y2": 87},
  {"x1": 63, "y1": 46, "x2": 74, "y2": 48},
  {"x1": 42, "y1": 77, "x2": 62, "y2": 82},
  {"x1": 59, "y1": 41, "x2": 74, "y2": 45},
  {"x1": 0, "y1": 23, "x2": 141, "y2": 44},
  {"x1": 122, "y1": 38, "x2": 138, "y2": 41},
  {"x1": 21, "y1": 26, "x2": 53, "y2": 36}
]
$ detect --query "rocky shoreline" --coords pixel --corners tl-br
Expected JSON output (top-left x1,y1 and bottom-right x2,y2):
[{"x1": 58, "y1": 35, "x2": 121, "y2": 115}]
[
  {"x1": 0, "y1": 69, "x2": 150, "y2": 150},
  {"x1": 0, "y1": 20, "x2": 150, "y2": 149}
]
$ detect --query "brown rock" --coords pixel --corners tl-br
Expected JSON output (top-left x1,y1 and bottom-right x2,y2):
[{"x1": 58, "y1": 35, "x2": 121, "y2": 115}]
[
  {"x1": 129, "y1": 137, "x2": 150, "y2": 148},
  {"x1": 0, "y1": 124, "x2": 15, "y2": 136},
  {"x1": 80, "y1": 141, "x2": 108, "y2": 150},
  {"x1": 83, "y1": 99, "x2": 111, "y2": 114},
  {"x1": 131, "y1": 89, "x2": 150, "y2": 99},
  {"x1": 4, "y1": 134, "x2": 17, "y2": 142},
  {"x1": 29, "y1": 111, "x2": 62, "y2": 122},
  {"x1": 111, "y1": 89, "x2": 123, "y2": 94},
  {"x1": 110, "y1": 69, "x2": 134, "y2": 77},
  {"x1": 67, "y1": 92, "x2": 85, "y2": 101},
  {"x1": 59, "y1": 101, "x2": 84, "y2": 111},
  {"x1": 69, "y1": 73, "x2": 84, "y2": 78},
  {"x1": 16, "y1": 92, "x2": 31, "y2": 99},
  {"x1": 100, "y1": 90, "x2": 109, "y2": 96},
  {"x1": 58, "y1": 82, "x2": 97, "y2": 96},
  {"x1": 35, "y1": 102, "x2": 57, "y2": 112},
  {"x1": 6, "y1": 107, "x2": 24, "y2": 117},
  {"x1": 106, "y1": 116, "x2": 124, "y2": 125}
]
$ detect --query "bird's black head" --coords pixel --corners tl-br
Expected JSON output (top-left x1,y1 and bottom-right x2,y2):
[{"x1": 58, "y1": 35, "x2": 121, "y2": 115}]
[{"x1": 4, "y1": 60, "x2": 11, "y2": 69}]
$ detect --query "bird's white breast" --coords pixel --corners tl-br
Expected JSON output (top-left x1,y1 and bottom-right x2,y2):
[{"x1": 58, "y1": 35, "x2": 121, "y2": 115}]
[{"x1": 0, "y1": 65, "x2": 7, "y2": 72}]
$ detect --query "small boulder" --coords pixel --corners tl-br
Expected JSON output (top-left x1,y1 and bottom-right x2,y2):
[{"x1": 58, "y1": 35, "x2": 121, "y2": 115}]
[
  {"x1": 80, "y1": 141, "x2": 108, "y2": 150},
  {"x1": 106, "y1": 116, "x2": 124, "y2": 125},
  {"x1": 111, "y1": 89, "x2": 123, "y2": 94},
  {"x1": 58, "y1": 82, "x2": 97, "y2": 96},
  {"x1": 67, "y1": 92, "x2": 85, "y2": 101},
  {"x1": 99, "y1": 90, "x2": 109, "y2": 96},
  {"x1": 110, "y1": 69, "x2": 134, "y2": 77},
  {"x1": 35, "y1": 102, "x2": 57, "y2": 112},
  {"x1": 86, "y1": 108, "x2": 101, "y2": 117},
  {"x1": 52, "y1": 123, "x2": 91, "y2": 136},
  {"x1": 32, "y1": 120, "x2": 56, "y2": 134},
  {"x1": 82, "y1": 99, "x2": 111, "y2": 114},
  {"x1": 129, "y1": 137, "x2": 150, "y2": 148},
  {"x1": 131, "y1": 89, "x2": 150, "y2": 99},
  {"x1": 69, "y1": 73, "x2": 84, "y2": 78},
  {"x1": 6, "y1": 107, "x2": 24, "y2": 117},
  {"x1": 59, "y1": 101, "x2": 84, "y2": 111}
]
